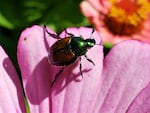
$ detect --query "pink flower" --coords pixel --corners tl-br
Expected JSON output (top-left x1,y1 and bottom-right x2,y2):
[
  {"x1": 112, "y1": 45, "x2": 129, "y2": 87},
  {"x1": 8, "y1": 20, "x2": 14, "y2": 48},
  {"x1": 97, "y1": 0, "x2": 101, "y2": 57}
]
[
  {"x1": 1, "y1": 25, "x2": 150, "y2": 113},
  {"x1": 0, "y1": 46, "x2": 26, "y2": 113},
  {"x1": 80, "y1": 0, "x2": 150, "y2": 45}
]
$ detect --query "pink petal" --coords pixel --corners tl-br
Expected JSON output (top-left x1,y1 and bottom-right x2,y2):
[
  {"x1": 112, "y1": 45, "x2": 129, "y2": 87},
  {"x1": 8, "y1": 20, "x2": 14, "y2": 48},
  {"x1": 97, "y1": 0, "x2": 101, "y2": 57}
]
[
  {"x1": 80, "y1": 1, "x2": 100, "y2": 18},
  {"x1": 80, "y1": 1, "x2": 102, "y2": 30},
  {"x1": 17, "y1": 25, "x2": 55, "y2": 113},
  {"x1": 92, "y1": 40, "x2": 150, "y2": 113},
  {"x1": 80, "y1": 0, "x2": 110, "y2": 15},
  {"x1": 126, "y1": 83, "x2": 150, "y2": 113},
  {"x1": 50, "y1": 27, "x2": 103, "y2": 113},
  {"x1": 0, "y1": 46, "x2": 26, "y2": 113}
]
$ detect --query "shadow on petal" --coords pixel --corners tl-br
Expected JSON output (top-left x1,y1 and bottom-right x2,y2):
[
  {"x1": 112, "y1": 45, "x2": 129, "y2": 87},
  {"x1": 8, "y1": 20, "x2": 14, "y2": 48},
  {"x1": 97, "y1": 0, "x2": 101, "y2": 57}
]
[
  {"x1": 25, "y1": 57, "x2": 51, "y2": 105},
  {"x1": 3, "y1": 58, "x2": 26, "y2": 113},
  {"x1": 51, "y1": 60, "x2": 93, "y2": 95}
]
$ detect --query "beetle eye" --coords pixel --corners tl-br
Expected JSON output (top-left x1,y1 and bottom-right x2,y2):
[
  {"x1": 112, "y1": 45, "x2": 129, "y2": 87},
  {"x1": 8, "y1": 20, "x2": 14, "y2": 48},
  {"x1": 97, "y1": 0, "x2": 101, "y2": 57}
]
[
  {"x1": 87, "y1": 42, "x2": 94, "y2": 47},
  {"x1": 88, "y1": 41, "x2": 95, "y2": 47},
  {"x1": 85, "y1": 39, "x2": 96, "y2": 47}
]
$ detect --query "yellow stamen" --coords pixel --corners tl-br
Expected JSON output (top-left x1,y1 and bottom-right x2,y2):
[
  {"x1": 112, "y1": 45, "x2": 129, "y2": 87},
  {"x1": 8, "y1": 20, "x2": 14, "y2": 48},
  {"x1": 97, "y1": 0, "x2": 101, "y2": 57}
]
[{"x1": 104, "y1": 0, "x2": 150, "y2": 36}]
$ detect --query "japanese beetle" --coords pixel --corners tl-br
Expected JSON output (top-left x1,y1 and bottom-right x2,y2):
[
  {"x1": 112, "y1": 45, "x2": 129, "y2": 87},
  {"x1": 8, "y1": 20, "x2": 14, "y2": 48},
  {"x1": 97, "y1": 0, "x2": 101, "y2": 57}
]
[{"x1": 44, "y1": 25, "x2": 96, "y2": 87}]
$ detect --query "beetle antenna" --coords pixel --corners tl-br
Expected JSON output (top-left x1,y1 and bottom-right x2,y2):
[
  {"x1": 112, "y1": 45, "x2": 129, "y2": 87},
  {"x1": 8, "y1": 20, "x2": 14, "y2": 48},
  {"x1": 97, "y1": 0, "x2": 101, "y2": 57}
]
[
  {"x1": 51, "y1": 67, "x2": 65, "y2": 87},
  {"x1": 44, "y1": 25, "x2": 61, "y2": 39},
  {"x1": 89, "y1": 28, "x2": 103, "y2": 45},
  {"x1": 89, "y1": 28, "x2": 95, "y2": 39}
]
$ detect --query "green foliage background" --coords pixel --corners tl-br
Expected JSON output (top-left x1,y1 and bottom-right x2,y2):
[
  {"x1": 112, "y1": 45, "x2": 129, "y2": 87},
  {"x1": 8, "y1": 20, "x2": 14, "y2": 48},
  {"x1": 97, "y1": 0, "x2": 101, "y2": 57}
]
[{"x1": 0, "y1": 0, "x2": 90, "y2": 68}]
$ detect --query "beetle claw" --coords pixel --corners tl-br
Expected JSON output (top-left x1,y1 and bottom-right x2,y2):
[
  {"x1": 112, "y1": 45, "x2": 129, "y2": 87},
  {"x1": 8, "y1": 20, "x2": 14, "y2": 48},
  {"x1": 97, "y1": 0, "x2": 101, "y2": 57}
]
[
  {"x1": 64, "y1": 29, "x2": 74, "y2": 37},
  {"x1": 44, "y1": 25, "x2": 61, "y2": 39}
]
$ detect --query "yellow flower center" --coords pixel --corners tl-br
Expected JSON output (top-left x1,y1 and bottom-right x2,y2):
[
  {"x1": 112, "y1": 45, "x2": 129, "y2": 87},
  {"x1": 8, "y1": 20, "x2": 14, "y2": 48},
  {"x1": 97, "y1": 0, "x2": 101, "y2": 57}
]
[{"x1": 104, "y1": 0, "x2": 150, "y2": 36}]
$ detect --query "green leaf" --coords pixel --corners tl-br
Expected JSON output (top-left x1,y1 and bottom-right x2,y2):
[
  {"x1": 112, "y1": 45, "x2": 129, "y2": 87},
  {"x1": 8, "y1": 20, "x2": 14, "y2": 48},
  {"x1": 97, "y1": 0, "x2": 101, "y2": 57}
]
[
  {"x1": 0, "y1": 0, "x2": 89, "y2": 31},
  {"x1": 41, "y1": 0, "x2": 89, "y2": 31},
  {"x1": 0, "y1": 13, "x2": 14, "y2": 29}
]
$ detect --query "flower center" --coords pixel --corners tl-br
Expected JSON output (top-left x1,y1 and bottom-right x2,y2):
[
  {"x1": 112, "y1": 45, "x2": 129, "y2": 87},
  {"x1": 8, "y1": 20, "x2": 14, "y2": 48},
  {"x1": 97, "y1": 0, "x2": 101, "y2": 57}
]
[{"x1": 104, "y1": 0, "x2": 150, "y2": 36}]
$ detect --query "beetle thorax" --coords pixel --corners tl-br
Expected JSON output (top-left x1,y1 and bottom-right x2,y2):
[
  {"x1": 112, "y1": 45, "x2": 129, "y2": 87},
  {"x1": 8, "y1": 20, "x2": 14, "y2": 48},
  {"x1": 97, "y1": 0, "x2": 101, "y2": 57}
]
[{"x1": 70, "y1": 37, "x2": 95, "y2": 56}]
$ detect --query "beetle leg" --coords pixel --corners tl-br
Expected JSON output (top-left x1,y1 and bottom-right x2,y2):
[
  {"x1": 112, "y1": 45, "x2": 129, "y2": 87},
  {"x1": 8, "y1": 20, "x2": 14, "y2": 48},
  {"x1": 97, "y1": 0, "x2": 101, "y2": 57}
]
[
  {"x1": 84, "y1": 55, "x2": 95, "y2": 66},
  {"x1": 51, "y1": 66, "x2": 65, "y2": 87},
  {"x1": 79, "y1": 57, "x2": 83, "y2": 78},
  {"x1": 44, "y1": 25, "x2": 61, "y2": 39},
  {"x1": 64, "y1": 29, "x2": 74, "y2": 37}
]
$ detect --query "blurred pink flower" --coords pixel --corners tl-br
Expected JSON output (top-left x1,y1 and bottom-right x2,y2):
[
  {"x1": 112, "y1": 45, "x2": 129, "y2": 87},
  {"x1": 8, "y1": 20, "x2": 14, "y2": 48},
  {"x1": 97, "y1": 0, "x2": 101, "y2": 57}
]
[
  {"x1": 1, "y1": 25, "x2": 150, "y2": 113},
  {"x1": 80, "y1": 0, "x2": 150, "y2": 45}
]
